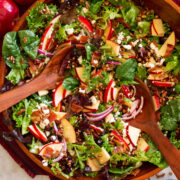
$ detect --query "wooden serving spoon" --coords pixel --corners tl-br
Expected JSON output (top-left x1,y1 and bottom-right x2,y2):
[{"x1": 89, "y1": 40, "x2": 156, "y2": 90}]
[
  {"x1": 131, "y1": 78, "x2": 180, "y2": 179},
  {"x1": 0, "y1": 44, "x2": 84, "y2": 113}
]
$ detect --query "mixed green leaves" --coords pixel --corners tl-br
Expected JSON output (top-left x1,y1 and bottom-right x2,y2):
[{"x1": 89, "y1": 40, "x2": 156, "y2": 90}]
[
  {"x1": 145, "y1": 135, "x2": 168, "y2": 168},
  {"x1": 2, "y1": 30, "x2": 40, "y2": 84},
  {"x1": 115, "y1": 59, "x2": 137, "y2": 82},
  {"x1": 159, "y1": 99, "x2": 180, "y2": 131},
  {"x1": 165, "y1": 44, "x2": 180, "y2": 75},
  {"x1": 26, "y1": 2, "x2": 58, "y2": 33},
  {"x1": 63, "y1": 77, "x2": 80, "y2": 91},
  {"x1": 18, "y1": 30, "x2": 40, "y2": 59}
]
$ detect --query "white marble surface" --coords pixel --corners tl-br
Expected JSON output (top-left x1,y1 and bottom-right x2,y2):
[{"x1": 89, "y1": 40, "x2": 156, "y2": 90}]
[{"x1": 0, "y1": 144, "x2": 177, "y2": 180}]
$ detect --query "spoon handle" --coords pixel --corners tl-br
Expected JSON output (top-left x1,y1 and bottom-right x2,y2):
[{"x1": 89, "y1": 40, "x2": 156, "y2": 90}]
[
  {"x1": 0, "y1": 73, "x2": 58, "y2": 113},
  {"x1": 147, "y1": 122, "x2": 180, "y2": 179}
]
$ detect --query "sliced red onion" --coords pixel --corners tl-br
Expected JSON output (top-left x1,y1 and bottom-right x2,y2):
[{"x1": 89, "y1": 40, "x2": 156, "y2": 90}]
[
  {"x1": 53, "y1": 122, "x2": 58, "y2": 134},
  {"x1": 107, "y1": 61, "x2": 121, "y2": 65},
  {"x1": 38, "y1": 49, "x2": 53, "y2": 57},
  {"x1": 87, "y1": 106, "x2": 113, "y2": 121},
  {"x1": 87, "y1": 106, "x2": 113, "y2": 117},
  {"x1": 130, "y1": 85, "x2": 136, "y2": 98},
  {"x1": 122, "y1": 99, "x2": 140, "y2": 118},
  {"x1": 53, "y1": 139, "x2": 67, "y2": 162},
  {"x1": 121, "y1": 96, "x2": 144, "y2": 120}
]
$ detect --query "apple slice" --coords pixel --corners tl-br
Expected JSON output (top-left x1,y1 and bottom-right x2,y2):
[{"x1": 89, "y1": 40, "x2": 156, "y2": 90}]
[
  {"x1": 151, "y1": 81, "x2": 175, "y2": 87},
  {"x1": 150, "y1": 23, "x2": 158, "y2": 36},
  {"x1": 78, "y1": 16, "x2": 93, "y2": 36},
  {"x1": 75, "y1": 67, "x2": 87, "y2": 84},
  {"x1": 33, "y1": 124, "x2": 48, "y2": 142},
  {"x1": 104, "y1": 20, "x2": 114, "y2": 41},
  {"x1": 39, "y1": 15, "x2": 61, "y2": 51},
  {"x1": 87, "y1": 158, "x2": 102, "y2": 172},
  {"x1": 53, "y1": 82, "x2": 64, "y2": 107},
  {"x1": 63, "y1": 89, "x2": 71, "y2": 98},
  {"x1": 126, "y1": 125, "x2": 141, "y2": 147},
  {"x1": 84, "y1": 96, "x2": 100, "y2": 112},
  {"x1": 95, "y1": 147, "x2": 110, "y2": 165},
  {"x1": 152, "y1": 19, "x2": 165, "y2": 37},
  {"x1": 137, "y1": 138, "x2": 149, "y2": 152},
  {"x1": 89, "y1": 124, "x2": 104, "y2": 133},
  {"x1": 50, "y1": 111, "x2": 67, "y2": 121},
  {"x1": 158, "y1": 32, "x2": 175, "y2": 57},
  {"x1": 106, "y1": 40, "x2": 120, "y2": 56},
  {"x1": 39, "y1": 142, "x2": 63, "y2": 157},
  {"x1": 104, "y1": 80, "x2": 115, "y2": 103},
  {"x1": 111, "y1": 87, "x2": 120, "y2": 100},
  {"x1": 147, "y1": 73, "x2": 168, "y2": 81},
  {"x1": 60, "y1": 119, "x2": 76, "y2": 143},
  {"x1": 148, "y1": 66, "x2": 164, "y2": 74},
  {"x1": 152, "y1": 95, "x2": 160, "y2": 111},
  {"x1": 122, "y1": 85, "x2": 132, "y2": 98},
  {"x1": 55, "y1": 102, "x2": 62, "y2": 112},
  {"x1": 28, "y1": 125, "x2": 41, "y2": 140}
]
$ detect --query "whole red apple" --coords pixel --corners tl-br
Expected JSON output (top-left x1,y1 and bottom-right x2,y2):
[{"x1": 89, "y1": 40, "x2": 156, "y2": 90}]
[
  {"x1": 13, "y1": 0, "x2": 36, "y2": 6},
  {"x1": 0, "y1": 0, "x2": 19, "y2": 38}
]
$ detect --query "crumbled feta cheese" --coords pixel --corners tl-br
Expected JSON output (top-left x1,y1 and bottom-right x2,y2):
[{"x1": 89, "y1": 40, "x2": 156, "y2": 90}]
[
  {"x1": 82, "y1": 7, "x2": 88, "y2": 13},
  {"x1": 91, "y1": 20, "x2": 96, "y2": 24},
  {"x1": 40, "y1": 103, "x2": 47, "y2": 108},
  {"x1": 42, "y1": 160, "x2": 48, "y2": 167},
  {"x1": 39, "y1": 122, "x2": 46, "y2": 129},
  {"x1": 114, "y1": 111, "x2": 120, "y2": 119},
  {"x1": 78, "y1": 56, "x2": 83, "y2": 64},
  {"x1": 150, "y1": 42, "x2": 159, "y2": 56},
  {"x1": 118, "y1": 54, "x2": 122, "y2": 58},
  {"x1": 79, "y1": 88, "x2": 86, "y2": 94},
  {"x1": 50, "y1": 135, "x2": 57, "y2": 141},
  {"x1": 156, "y1": 58, "x2": 165, "y2": 65},
  {"x1": 131, "y1": 40, "x2": 139, "y2": 47},
  {"x1": 45, "y1": 131, "x2": 50, "y2": 137},
  {"x1": 138, "y1": 43, "x2": 143, "y2": 48},
  {"x1": 123, "y1": 44, "x2": 132, "y2": 50},
  {"x1": 121, "y1": 121, "x2": 128, "y2": 138},
  {"x1": 138, "y1": 63, "x2": 142, "y2": 66},
  {"x1": 117, "y1": 32, "x2": 124, "y2": 44},
  {"x1": 66, "y1": 28, "x2": 74, "y2": 35},
  {"x1": 105, "y1": 113, "x2": 115, "y2": 123},
  {"x1": 126, "y1": 36, "x2": 131, "y2": 41},
  {"x1": 43, "y1": 119, "x2": 50, "y2": 126},
  {"x1": 38, "y1": 90, "x2": 49, "y2": 96},
  {"x1": 42, "y1": 109, "x2": 50, "y2": 115},
  {"x1": 93, "y1": 60, "x2": 98, "y2": 64}
]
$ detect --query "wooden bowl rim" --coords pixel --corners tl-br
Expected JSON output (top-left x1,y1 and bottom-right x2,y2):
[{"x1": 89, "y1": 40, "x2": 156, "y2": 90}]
[{"x1": 5, "y1": 0, "x2": 180, "y2": 179}]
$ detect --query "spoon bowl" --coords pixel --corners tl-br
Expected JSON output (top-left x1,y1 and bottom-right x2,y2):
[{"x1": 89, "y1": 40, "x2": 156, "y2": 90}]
[{"x1": 128, "y1": 78, "x2": 180, "y2": 179}]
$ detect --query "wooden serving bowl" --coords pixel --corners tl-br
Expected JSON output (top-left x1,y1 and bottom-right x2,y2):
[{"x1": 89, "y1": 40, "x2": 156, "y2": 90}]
[{"x1": 0, "y1": 0, "x2": 180, "y2": 179}]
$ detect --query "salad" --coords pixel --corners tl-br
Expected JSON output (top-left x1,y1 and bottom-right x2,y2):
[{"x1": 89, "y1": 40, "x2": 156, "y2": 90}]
[{"x1": 1, "y1": 0, "x2": 180, "y2": 179}]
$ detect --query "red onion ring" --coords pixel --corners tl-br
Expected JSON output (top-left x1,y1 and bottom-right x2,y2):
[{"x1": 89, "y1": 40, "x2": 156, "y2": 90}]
[
  {"x1": 53, "y1": 122, "x2": 59, "y2": 134},
  {"x1": 38, "y1": 49, "x2": 53, "y2": 57},
  {"x1": 87, "y1": 106, "x2": 113, "y2": 121},
  {"x1": 87, "y1": 106, "x2": 113, "y2": 117},
  {"x1": 107, "y1": 61, "x2": 121, "y2": 65},
  {"x1": 121, "y1": 96, "x2": 144, "y2": 120},
  {"x1": 130, "y1": 85, "x2": 136, "y2": 98},
  {"x1": 53, "y1": 139, "x2": 67, "y2": 162}
]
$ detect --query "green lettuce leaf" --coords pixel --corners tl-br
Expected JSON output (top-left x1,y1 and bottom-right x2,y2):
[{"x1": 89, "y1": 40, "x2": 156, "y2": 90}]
[
  {"x1": 63, "y1": 77, "x2": 80, "y2": 91},
  {"x1": 18, "y1": 30, "x2": 40, "y2": 59}
]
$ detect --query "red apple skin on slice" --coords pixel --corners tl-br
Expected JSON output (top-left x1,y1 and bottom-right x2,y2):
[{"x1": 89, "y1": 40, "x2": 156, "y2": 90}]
[
  {"x1": 39, "y1": 142, "x2": 63, "y2": 157},
  {"x1": 33, "y1": 124, "x2": 48, "y2": 142},
  {"x1": 152, "y1": 95, "x2": 160, "y2": 111},
  {"x1": 150, "y1": 23, "x2": 158, "y2": 36},
  {"x1": 104, "y1": 80, "x2": 115, "y2": 103},
  {"x1": 151, "y1": 81, "x2": 175, "y2": 87},
  {"x1": 53, "y1": 82, "x2": 64, "y2": 107},
  {"x1": 39, "y1": 15, "x2": 61, "y2": 51},
  {"x1": 78, "y1": 16, "x2": 93, "y2": 35},
  {"x1": 126, "y1": 125, "x2": 141, "y2": 147},
  {"x1": 104, "y1": 20, "x2": 113, "y2": 41},
  {"x1": 137, "y1": 138, "x2": 149, "y2": 152},
  {"x1": 148, "y1": 66, "x2": 164, "y2": 74},
  {"x1": 28, "y1": 125, "x2": 41, "y2": 140},
  {"x1": 111, "y1": 87, "x2": 120, "y2": 100},
  {"x1": 152, "y1": 19, "x2": 165, "y2": 37},
  {"x1": 158, "y1": 32, "x2": 175, "y2": 57},
  {"x1": 75, "y1": 67, "x2": 87, "y2": 85},
  {"x1": 93, "y1": 69, "x2": 103, "y2": 77},
  {"x1": 60, "y1": 119, "x2": 76, "y2": 143},
  {"x1": 89, "y1": 124, "x2": 104, "y2": 133}
]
